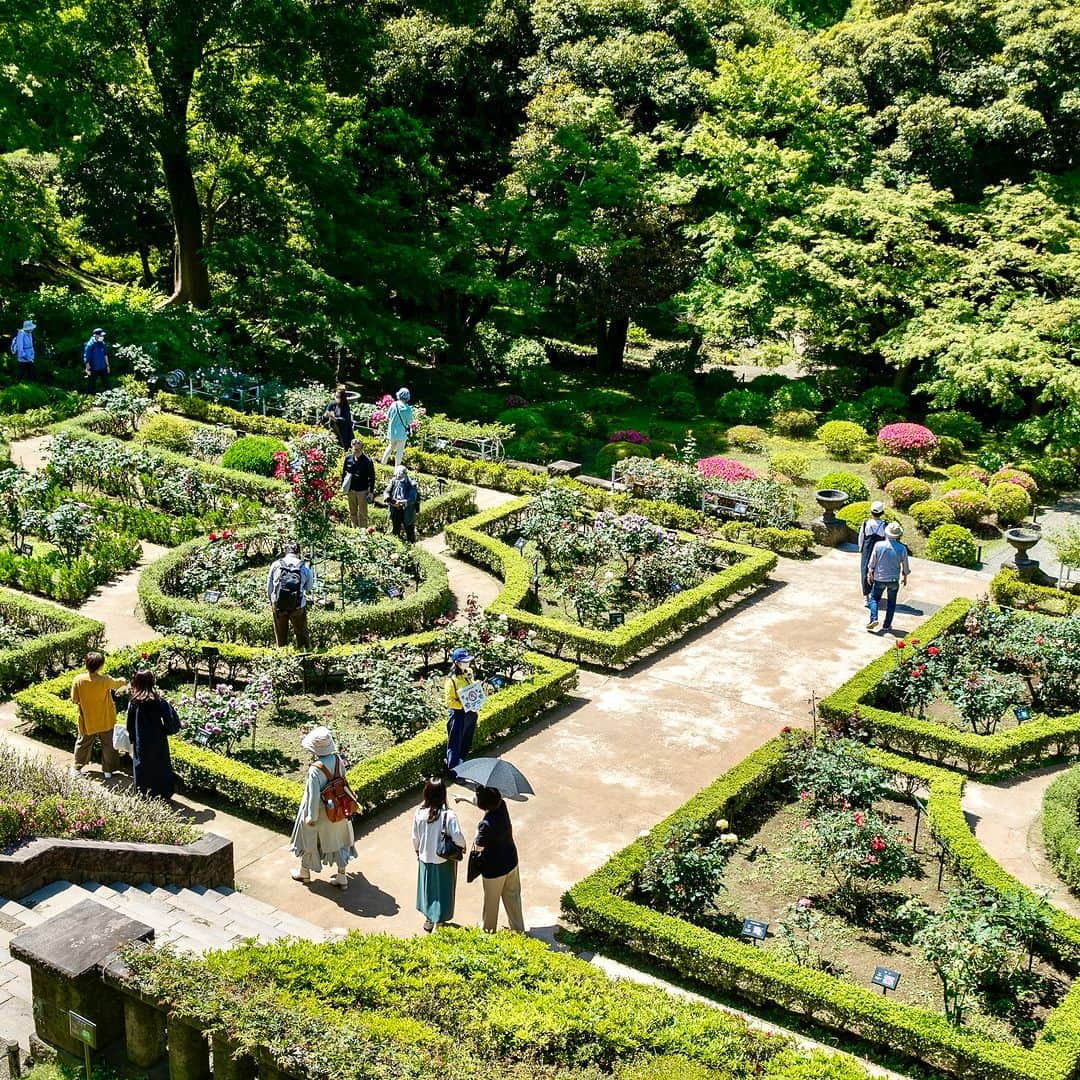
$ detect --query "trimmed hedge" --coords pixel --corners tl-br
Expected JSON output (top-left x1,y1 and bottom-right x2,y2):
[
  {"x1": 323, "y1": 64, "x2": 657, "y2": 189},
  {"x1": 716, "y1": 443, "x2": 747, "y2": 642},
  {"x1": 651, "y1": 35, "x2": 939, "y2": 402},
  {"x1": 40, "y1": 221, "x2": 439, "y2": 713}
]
[
  {"x1": 562, "y1": 736, "x2": 1080, "y2": 1080},
  {"x1": 446, "y1": 498, "x2": 776, "y2": 668},
  {"x1": 990, "y1": 567, "x2": 1080, "y2": 617},
  {"x1": 1043, "y1": 765, "x2": 1080, "y2": 897},
  {"x1": 16, "y1": 636, "x2": 577, "y2": 825},
  {"x1": 137, "y1": 529, "x2": 452, "y2": 647},
  {"x1": 819, "y1": 598, "x2": 1080, "y2": 774},
  {"x1": 0, "y1": 589, "x2": 104, "y2": 694}
]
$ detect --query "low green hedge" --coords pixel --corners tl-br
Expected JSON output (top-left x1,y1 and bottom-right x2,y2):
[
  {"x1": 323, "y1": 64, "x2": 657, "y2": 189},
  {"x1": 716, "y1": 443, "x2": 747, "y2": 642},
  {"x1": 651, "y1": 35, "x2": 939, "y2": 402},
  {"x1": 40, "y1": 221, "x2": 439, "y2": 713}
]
[
  {"x1": 15, "y1": 636, "x2": 577, "y2": 825},
  {"x1": 990, "y1": 567, "x2": 1080, "y2": 617},
  {"x1": 0, "y1": 589, "x2": 104, "y2": 695},
  {"x1": 562, "y1": 736, "x2": 1080, "y2": 1080},
  {"x1": 1043, "y1": 766, "x2": 1080, "y2": 897},
  {"x1": 137, "y1": 530, "x2": 452, "y2": 647},
  {"x1": 819, "y1": 598, "x2": 1080, "y2": 774},
  {"x1": 446, "y1": 498, "x2": 776, "y2": 668}
]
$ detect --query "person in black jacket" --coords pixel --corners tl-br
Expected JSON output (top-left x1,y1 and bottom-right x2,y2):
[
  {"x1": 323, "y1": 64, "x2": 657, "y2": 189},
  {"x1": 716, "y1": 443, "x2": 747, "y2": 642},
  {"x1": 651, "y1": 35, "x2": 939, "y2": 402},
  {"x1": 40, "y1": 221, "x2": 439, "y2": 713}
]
[
  {"x1": 323, "y1": 385, "x2": 354, "y2": 449},
  {"x1": 473, "y1": 785, "x2": 524, "y2": 932},
  {"x1": 341, "y1": 439, "x2": 375, "y2": 528},
  {"x1": 126, "y1": 669, "x2": 179, "y2": 799}
]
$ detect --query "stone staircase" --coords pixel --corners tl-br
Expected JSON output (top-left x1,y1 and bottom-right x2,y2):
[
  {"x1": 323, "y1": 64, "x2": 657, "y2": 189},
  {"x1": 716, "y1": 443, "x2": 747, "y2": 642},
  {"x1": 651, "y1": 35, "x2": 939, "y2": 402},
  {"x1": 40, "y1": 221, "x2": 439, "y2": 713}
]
[{"x1": 0, "y1": 880, "x2": 343, "y2": 1050}]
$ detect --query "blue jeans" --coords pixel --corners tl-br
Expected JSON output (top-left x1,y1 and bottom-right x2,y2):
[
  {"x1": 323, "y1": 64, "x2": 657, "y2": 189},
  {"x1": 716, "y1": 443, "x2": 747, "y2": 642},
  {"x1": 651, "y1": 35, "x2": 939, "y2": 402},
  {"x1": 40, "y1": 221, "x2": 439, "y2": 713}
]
[
  {"x1": 446, "y1": 709, "x2": 477, "y2": 772},
  {"x1": 868, "y1": 580, "x2": 899, "y2": 628}
]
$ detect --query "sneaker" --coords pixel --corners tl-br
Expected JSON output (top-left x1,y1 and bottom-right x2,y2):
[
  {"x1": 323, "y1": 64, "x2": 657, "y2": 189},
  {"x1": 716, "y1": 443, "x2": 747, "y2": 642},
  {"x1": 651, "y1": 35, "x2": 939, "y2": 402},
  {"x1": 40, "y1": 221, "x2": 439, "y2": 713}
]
[
  {"x1": 102, "y1": 772, "x2": 113, "y2": 779},
  {"x1": 423, "y1": 919, "x2": 434, "y2": 932},
  {"x1": 866, "y1": 619, "x2": 879, "y2": 631},
  {"x1": 882, "y1": 624, "x2": 892, "y2": 632},
  {"x1": 331, "y1": 873, "x2": 348, "y2": 889},
  {"x1": 290, "y1": 868, "x2": 311, "y2": 883}
]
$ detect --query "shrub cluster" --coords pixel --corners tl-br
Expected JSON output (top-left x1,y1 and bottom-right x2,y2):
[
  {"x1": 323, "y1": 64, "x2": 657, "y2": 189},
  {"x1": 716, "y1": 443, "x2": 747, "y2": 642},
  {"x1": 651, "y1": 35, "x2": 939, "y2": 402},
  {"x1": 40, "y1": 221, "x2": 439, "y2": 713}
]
[
  {"x1": 868, "y1": 455, "x2": 914, "y2": 486},
  {"x1": 988, "y1": 483, "x2": 1032, "y2": 527},
  {"x1": 884, "y1": 476, "x2": 931, "y2": 509},
  {"x1": 725, "y1": 424, "x2": 768, "y2": 451},
  {"x1": 815, "y1": 420, "x2": 870, "y2": 461},
  {"x1": 770, "y1": 408, "x2": 818, "y2": 436},
  {"x1": 220, "y1": 434, "x2": 289, "y2": 476},
  {"x1": 925, "y1": 524, "x2": 979, "y2": 567},
  {"x1": 940, "y1": 488, "x2": 991, "y2": 525},
  {"x1": 909, "y1": 499, "x2": 956, "y2": 532},
  {"x1": 817, "y1": 471, "x2": 869, "y2": 503}
]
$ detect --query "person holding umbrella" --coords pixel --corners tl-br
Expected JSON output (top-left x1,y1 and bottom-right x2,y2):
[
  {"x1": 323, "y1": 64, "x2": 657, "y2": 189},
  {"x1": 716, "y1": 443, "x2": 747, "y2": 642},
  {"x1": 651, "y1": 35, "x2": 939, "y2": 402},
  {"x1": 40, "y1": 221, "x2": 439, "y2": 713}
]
[
  {"x1": 472, "y1": 784, "x2": 524, "y2": 933},
  {"x1": 445, "y1": 647, "x2": 478, "y2": 774},
  {"x1": 411, "y1": 777, "x2": 467, "y2": 932}
]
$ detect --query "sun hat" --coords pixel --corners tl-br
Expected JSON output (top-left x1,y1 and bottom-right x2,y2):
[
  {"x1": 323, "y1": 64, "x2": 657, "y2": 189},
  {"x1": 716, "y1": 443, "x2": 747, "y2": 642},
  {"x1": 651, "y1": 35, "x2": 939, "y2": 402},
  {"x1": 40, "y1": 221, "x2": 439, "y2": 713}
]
[
  {"x1": 301, "y1": 726, "x2": 337, "y2": 756},
  {"x1": 396, "y1": 387, "x2": 410, "y2": 402},
  {"x1": 393, "y1": 464, "x2": 407, "y2": 477},
  {"x1": 450, "y1": 648, "x2": 473, "y2": 664},
  {"x1": 870, "y1": 500, "x2": 885, "y2": 516},
  {"x1": 21, "y1": 320, "x2": 35, "y2": 331},
  {"x1": 92, "y1": 328, "x2": 105, "y2": 336},
  {"x1": 885, "y1": 522, "x2": 904, "y2": 538}
]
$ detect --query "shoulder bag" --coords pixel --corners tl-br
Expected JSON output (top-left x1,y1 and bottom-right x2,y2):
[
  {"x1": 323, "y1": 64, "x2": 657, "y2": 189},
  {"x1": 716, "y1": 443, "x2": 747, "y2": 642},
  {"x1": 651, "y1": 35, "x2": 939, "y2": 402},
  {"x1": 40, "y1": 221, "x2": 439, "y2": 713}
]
[{"x1": 436, "y1": 810, "x2": 465, "y2": 861}]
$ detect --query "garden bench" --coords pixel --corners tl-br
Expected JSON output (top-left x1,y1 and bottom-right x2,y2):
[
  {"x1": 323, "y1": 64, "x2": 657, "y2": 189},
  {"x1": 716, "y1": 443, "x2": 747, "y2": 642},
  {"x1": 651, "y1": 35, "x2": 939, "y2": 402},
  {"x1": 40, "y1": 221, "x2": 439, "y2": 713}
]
[
  {"x1": 701, "y1": 488, "x2": 770, "y2": 523},
  {"x1": 424, "y1": 434, "x2": 505, "y2": 461}
]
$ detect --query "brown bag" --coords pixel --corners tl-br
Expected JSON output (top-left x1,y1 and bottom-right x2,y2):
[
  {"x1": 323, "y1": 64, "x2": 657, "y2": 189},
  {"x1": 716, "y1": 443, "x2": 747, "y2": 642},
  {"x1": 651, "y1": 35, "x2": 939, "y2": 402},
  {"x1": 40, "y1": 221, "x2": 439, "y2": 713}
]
[{"x1": 316, "y1": 757, "x2": 359, "y2": 823}]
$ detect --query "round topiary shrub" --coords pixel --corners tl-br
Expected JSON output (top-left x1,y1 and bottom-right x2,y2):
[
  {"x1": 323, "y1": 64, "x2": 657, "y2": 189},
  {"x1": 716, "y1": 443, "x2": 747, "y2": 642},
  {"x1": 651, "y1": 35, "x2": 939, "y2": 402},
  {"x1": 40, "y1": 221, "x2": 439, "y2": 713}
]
[
  {"x1": 945, "y1": 463, "x2": 990, "y2": 486},
  {"x1": 696, "y1": 457, "x2": 756, "y2": 483},
  {"x1": 836, "y1": 500, "x2": 899, "y2": 532},
  {"x1": 988, "y1": 482, "x2": 1032, "y2": 527},
  {"x1": 990, "y1": 467, "x2": 1038, "y2": 495},
  {"x1": 940, "y1": 488, "x2": 992, "y2": 525},
  {"x1": 594, "y1": 441, "x2": 652, "y2": 473},
  {"x1": 717, "y1": 389, "x2": 771, "y2": 426},
  {"x1": 768, "y1": 381, "x2": 822, "y2": 415},
  {"x1": 134, "y1": 413, "x2": 197, "y2": 453},
  {"x1": 647, "y1": 440, "x2": 678, "y2": 459},
  {"x1": 928, "y1": 435, "x2": 965, "y2": 465},
  {"x1": 496, "y1": 407, "x2": 549, "y2": 433},
  {"x1": 884, "y1": 476, "x2": 932, "y2": 509},
  {"x1": 668, "y1": 390, "x2": 698, "y2": 418},
  {"x1": 768, "y1": 451, "x2": 810, "y2": 482},
  {"x1": 876, "y1": 422, "x2": 938, "y2": 459},
  {"x1": 910, "y1": 499, "x2": 956, "y2": 533},
  {"x1": 869, "y1": 455, "x2": 914, "y2": 486},
  {"x1": 725, "y1": 425, "x2": 768, "y2": 451},
  {"x1": 770, "y1": 408, "x2": 818, "y2": 436},
  {"x1": 817, "y1": 471, "x2": 869, "y2": 504},
  {"x1": 815, "y1": 420, "x2": 870, "y2": 461},
  {"x1": 220, "y1": 434, "x2": 290, "y2": 476},
  {"x1": 926, "y1": 524, "x2": 978, "y2": 568},
  {"x1": 647, "y1": 371, "x2": 693, "y2": 403},
  {"x1": 925, "y1": 410, "x2": 983, "y2": 446}
]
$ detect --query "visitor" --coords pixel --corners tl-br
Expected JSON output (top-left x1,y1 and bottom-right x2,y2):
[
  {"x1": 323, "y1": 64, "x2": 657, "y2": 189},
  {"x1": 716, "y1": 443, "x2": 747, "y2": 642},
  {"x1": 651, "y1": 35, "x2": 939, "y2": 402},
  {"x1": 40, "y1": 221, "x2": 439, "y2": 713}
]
[
  {"x1": 83, "y1": 327, "x2": 110, "y2": 392},
  {"x1": 290, "y1": 726, "x2": 356, "y2": 889},
  {"x1": 384, "y1": 464, "x2": 420, "y2": 543},
  {"x1": 867, "y1": 522, "x2": 910, "y2": 633},
  {"x1": 125, "y1": 669, "x2": 180, "y2": 799},
  {"x1": 412, "y1": 777, "x2": 467, "y2": 931},
  {"x1": 380, "y1": 387, "x2": 413, "y2": 466},
  {"x1": 324, "y1": 384, "x2": 355, "y2": 450},
  {"x1": 10, "y1": 319, "x2": 35, "y2": 379},
  {"x1": 473, "y1": 785, "x2": 525, "y2": 933},
  {"x1": 341, "y1": 438, "x2": 376, "y2": 528},
  {"x1": 445, "y1": 647, "x2": 478, "y2": 774},
  {"x1": 857, "y1": 501, "x2": 888, "y2": 605},
  {"x1": 69, "y1": 651, "x2": 127, "y2": 778},
  {"x1": 266, "y1": 541, "x2": 314, "y2": 648}
]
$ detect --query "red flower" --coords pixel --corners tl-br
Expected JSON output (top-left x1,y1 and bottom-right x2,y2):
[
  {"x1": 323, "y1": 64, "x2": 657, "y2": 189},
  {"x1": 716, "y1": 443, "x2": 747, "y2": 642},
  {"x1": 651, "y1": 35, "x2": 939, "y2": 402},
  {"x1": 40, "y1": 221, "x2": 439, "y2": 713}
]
[
  {"x1": 140, "y1": 652, "x2": 149, "y2": 659},
  {"x1": 234, "y1": 543, "x2": 244, "y2": 551},
  {"x1": 895, "y1": 640, "x2": 906, "y2": 649},
  {"x1": 781, "y1": 725, "x2": 792, "y2": 733},
  {"x1": 910, "y1": 638, "x2": 920, "y2": 645},
  {"x1": 870, "y1": 836, "x2": 885, "y2": 852},
  {"x1": 853, "y1": 811, "x2": 865, "y2": 827},
  {"x1": 910, "y1": 670, "x2": 920, "y2": 679},
  {"x1": 927, "y1": 646, "x2": 939, "y2": 656},
  {"x1": 208, "y1": 532, "x2": 218, "y2": 542}
]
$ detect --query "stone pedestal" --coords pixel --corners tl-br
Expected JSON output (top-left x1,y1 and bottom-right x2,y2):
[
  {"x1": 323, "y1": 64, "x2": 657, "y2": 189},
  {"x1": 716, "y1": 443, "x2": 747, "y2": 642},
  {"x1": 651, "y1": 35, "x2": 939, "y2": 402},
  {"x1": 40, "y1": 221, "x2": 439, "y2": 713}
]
[
  {"x1": 547, "y1": 459, "x2": 582, "y2": 478},
  {"x1": 212, "y1": 1034, "x2": 256, "y2": 1080},
  {"x1": 811, "y1": 516, "x2": 849, "y2": 547},
  {"x1": 123, "y1": 995, "x2": 165, "y2": 1068},
  {"x1": 9, "y1": 899, "x2": 153, "y2": 1059},
  {"x1": 168, "y1": 1019, "x2": 211, "y2": 1080}
]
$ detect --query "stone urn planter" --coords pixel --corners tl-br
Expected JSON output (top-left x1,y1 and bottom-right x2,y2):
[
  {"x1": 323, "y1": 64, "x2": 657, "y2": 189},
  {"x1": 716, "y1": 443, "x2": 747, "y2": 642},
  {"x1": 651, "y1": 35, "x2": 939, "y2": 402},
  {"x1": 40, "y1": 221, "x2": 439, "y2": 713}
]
[
  {"x1": 811, "y1": 489, "x2": 851, "y2": 547},
  {"x1": 1005, "y1": 526, "x2": 1042, "y2": 579}
]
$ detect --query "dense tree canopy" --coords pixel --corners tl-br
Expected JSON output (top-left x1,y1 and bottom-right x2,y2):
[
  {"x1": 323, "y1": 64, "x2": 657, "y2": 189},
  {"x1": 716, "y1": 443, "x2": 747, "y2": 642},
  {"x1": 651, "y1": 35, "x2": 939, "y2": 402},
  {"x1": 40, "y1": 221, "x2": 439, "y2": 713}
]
[{"x1": 0, "y1": 0, "x2": 1076, "y2": 412}]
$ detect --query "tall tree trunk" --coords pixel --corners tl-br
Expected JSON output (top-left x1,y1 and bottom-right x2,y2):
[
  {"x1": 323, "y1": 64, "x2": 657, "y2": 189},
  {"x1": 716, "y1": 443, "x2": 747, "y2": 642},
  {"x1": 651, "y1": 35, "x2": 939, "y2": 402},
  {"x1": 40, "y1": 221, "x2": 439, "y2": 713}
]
[
  {"x1": 596, "y1": 315, "x2": 629, "y2": 374},
  {"x1": 160, "y1": 141, "x2": 211, "y2": 308},
  {"x1": 138, "y1": 243, "x2": 153, "y2": 287}
]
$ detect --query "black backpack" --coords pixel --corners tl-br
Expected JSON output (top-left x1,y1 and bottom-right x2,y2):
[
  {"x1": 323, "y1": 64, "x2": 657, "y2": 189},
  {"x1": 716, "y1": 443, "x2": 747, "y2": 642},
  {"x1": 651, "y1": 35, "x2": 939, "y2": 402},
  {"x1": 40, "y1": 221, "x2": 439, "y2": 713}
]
[{"x1": 274, "y1": 561, "x2": 304, "y2": 611}]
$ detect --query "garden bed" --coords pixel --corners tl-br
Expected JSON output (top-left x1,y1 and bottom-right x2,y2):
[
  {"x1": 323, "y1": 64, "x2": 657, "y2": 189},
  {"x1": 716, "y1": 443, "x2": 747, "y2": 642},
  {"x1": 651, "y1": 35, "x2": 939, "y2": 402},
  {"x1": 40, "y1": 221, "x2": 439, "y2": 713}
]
[
  {"x1": 562, "y1": 735, "x2": 1080, "y2": 1080},
  {"x1": 991, "y1": 567, "x2": 1080, "y2": 617},
  {"x1": 446, "y1": 494, "x2": 775, "y2": 667},
  {"x1": 0, "y1": 588, "x2": 104, "y2": 693},
  {"x1": 1043, "y1": 766, "x2": 1080, "y2": 898},
  {"x1": 820, "y1": 598, "x2": 1080, "y2": 774},
  {"x1": 15, "y1": 633, "x2": 577, "y2": 825}
]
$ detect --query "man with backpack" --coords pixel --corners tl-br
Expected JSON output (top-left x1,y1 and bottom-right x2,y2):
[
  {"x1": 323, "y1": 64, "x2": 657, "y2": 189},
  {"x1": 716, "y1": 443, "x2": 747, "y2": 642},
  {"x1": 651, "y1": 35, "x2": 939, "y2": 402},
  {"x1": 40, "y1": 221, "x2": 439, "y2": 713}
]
[
  {"x1": 83, "y1": 327, "x2": 110, "y2": 392},
  {"x1": 266, "y1": 541, "x2": 313, "y2": 648}
]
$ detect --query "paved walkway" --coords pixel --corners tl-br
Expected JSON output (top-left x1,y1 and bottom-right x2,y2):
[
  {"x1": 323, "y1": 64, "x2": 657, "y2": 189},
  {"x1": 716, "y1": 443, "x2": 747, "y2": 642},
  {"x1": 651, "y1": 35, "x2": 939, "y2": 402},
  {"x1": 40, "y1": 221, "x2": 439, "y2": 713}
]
[
  {"x1": 978, "y1": 491, "x2": 1080, "y2": 584},
  {"x1": 963, "y1": 766, "x2": 1080, "y2": 919}
]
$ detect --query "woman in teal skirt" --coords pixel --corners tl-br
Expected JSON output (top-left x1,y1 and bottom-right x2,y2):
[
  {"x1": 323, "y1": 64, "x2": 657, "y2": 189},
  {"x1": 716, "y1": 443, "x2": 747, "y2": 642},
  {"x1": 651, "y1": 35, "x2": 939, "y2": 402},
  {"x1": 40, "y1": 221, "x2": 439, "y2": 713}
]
[{"x1": 411, "y1": 778, "x2": 466, "y2": 931}]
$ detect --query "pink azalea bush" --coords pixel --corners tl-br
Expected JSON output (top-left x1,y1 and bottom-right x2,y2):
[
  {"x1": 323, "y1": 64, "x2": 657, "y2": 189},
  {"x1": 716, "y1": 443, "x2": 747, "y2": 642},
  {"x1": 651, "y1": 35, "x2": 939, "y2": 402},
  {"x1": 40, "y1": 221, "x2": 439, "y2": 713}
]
[
  {"x1": 609, "y1": 429, "x2": 649, "y2": 444},
  {"x1": 877, "y1": 423, "x2": 938, "y2": 457},
  {"x1": 990, "y1": 466, "x2": 1038, "y2": 494},
  {"x1": 696, "y1": 457, "x2": 757, "y2": 483}
]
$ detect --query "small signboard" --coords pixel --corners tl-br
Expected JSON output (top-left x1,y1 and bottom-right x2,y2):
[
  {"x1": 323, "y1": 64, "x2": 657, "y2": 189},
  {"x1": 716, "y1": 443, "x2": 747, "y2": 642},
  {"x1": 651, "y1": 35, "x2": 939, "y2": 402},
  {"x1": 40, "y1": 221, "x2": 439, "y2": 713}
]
[
  {"x1": 734, "y1": 502, "x2": 748, "y2": 516},
  {"x1": 669, "y1": 582, "x2": 682, "y2": 595},
  {"x1": 1014, "y1": 705, "x2": 1031, "y2": 723},
  {"x1": 68, "y1": 1011, "x2": 97, "y2": 1048},
  {"x1": 489, "y1": 675, "x2": 505, "y2": 689},
  {"x1": 203, "y1": 590, "x2": 221, "y2": 604},
  {"x1": 872, "y1": 966, "x2": 900, "y2": 993},
  {"x1": 435, "y1": 438, "x2": 449, "y2": 450},
  {"x1": 458, "y1": 681, "x2": 487, "y2": 713},
  {"x1": 386, "y1": 586, "x2": 403, "y2": 599},
  {"x1": 608, "y1": 611, "x2": 625, "y2": 626},
  {"x1": 740, "y1": 918, "x2": 768, "y2": 943},
  {"x1": 19, "y1": 542, "x2": 33, "y2": 556},
  {"x1": 513, "y1": 536, "x2": 527, "y2": 551},
  {"x1": 201, "y1": 645, "x2": 220, "y2": 659}
]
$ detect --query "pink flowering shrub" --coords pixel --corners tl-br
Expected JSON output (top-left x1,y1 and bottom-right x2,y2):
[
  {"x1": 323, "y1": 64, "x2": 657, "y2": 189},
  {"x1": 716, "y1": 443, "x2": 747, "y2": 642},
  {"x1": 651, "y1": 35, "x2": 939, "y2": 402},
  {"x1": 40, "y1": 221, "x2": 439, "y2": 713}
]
[
  {"x1": 609, "y1": 429, "x2": 650, "y2": 444},
  {"x1": 990, "y1": 466, "x2": 1038, "y2": 494},
  {"x1": 876, "y1": 423, "x2": 938, "y2": 457},
  {"x1": 696, "y1": 457, "x2": 757, "y2": 483},
  {"x1": 505, "y1": 394, "x2": 527, "y2": 408}
]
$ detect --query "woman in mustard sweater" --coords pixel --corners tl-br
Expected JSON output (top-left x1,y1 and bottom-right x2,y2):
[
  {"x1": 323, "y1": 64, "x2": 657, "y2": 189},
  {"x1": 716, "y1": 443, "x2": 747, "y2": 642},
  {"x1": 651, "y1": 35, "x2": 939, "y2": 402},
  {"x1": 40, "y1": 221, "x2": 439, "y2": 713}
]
[
  {"x1": 70, "y1": 652, "x2": 127, "y2": 777},
  {"x1": 445, "y1": 648, "x2": 477, "y2": 775}
]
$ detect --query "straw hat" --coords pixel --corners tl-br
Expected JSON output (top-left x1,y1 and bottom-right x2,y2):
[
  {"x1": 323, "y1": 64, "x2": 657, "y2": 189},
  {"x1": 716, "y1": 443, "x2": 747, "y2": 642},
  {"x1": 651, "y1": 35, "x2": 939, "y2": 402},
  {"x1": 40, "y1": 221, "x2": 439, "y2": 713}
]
[{"x1": 301, "y1": 726, "x2": 337, "y2": 756}]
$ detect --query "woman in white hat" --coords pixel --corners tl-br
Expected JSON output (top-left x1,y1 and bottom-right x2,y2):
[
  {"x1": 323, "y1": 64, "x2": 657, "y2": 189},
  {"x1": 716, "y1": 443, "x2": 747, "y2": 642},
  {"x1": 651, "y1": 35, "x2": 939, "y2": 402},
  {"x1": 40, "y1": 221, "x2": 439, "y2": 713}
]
[
  {"x1": 289, "y1": 726, "x2": 357, "y2": 889},
  {"x1": 857, "y1": 500, "x2": 888, "y2": 605}
]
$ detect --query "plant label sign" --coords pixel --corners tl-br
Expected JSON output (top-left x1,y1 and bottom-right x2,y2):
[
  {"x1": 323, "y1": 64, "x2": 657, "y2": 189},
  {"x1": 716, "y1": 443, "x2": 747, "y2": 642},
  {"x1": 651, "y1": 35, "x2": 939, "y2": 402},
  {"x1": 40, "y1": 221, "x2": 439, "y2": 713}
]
[
  {"x1": 872, "y1": 966, "x2": 900, "y2": 992},
  {"x1": 386, "y1": 586, "x2": 403, "y2": 599},
  {"x1": 740, "y1": 918, "x2": 768, "y2": 942},
  {"x1": 19, "y1": 543, "x2": 33, "y2": 556},
  {"x1": 513, "y1": 536, "x2": 527, "y2": 551},
  {"x1": 608, "y1": 611, "x2": 625, "y2": 626},
  {"x1": 203, "y1": 590, "x2": 221, "y2": 604},
  {"x1": 459, "y1": 681, "x2": 487, "y2": 713},
  {"x1": 68, "y1": 1011, "x2": 97, "y2": 1048}
]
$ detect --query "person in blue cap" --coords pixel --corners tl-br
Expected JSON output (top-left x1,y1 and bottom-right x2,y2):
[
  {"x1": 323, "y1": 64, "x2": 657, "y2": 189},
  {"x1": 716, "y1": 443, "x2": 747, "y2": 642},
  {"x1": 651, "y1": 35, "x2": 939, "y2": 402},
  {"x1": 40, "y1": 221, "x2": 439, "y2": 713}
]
[
  {"x1": 83, "y1": 328, "x2": 110, "y2": 392},
  {"x1": 10, "y1": 319, "x2": 36, "y2": 379},
  {"x1": 381, "y1": 387, "x2": 414, "y2": 466},
  {"x1": 445, "y1": 647, "x2": 478, "y2": 773}
]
